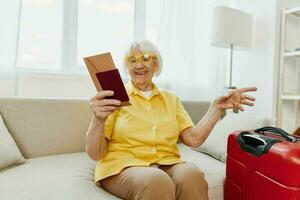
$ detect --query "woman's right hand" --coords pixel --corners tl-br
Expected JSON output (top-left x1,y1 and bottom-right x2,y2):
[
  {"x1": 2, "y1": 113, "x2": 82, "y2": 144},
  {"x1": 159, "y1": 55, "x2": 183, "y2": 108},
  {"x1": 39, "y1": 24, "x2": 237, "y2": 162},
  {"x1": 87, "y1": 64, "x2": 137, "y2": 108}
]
[{"x1": 90, "y1": 90, "x2": 121, "y2": 121}]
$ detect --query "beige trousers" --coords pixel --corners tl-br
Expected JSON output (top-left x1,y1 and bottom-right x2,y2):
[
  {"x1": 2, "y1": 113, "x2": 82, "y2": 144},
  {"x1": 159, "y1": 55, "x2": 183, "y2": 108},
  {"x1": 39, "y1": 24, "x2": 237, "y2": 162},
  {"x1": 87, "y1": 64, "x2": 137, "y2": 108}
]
[{"x1": 100, "y1": 162, "x2": 209, "y2": 200}]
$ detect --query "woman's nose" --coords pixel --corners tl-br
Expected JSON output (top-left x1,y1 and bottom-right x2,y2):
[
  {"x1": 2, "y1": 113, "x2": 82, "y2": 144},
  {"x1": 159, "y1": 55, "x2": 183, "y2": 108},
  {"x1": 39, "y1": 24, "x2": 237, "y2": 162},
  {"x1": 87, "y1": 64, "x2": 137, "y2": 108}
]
[{"x1": 135, "y1": 61, "x2": 144, "y2": 69}]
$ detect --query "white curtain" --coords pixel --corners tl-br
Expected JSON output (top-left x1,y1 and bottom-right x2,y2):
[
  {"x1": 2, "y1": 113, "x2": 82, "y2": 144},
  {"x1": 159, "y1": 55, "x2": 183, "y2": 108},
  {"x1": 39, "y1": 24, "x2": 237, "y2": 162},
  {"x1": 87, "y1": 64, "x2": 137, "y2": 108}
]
[
  {"x1": 0, "y1": 0, "x2": 20, "y2": 97},
  {"x1": 154, "y1": 0, "x2": 229, "y2": 101}
]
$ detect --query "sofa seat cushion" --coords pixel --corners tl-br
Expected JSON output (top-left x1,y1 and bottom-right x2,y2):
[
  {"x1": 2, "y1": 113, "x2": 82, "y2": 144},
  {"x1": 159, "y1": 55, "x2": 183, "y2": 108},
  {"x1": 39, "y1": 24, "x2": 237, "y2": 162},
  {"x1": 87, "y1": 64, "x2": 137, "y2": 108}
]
[
  {"x1": 0, "y1": 152, "x2": 119, "y2": 200},
  {"x1": 179, "y1": 143, "x2": 225, "y2": 200},
  {"x1": 0, "y1": 144, "x2": 225, "y2": 200}
]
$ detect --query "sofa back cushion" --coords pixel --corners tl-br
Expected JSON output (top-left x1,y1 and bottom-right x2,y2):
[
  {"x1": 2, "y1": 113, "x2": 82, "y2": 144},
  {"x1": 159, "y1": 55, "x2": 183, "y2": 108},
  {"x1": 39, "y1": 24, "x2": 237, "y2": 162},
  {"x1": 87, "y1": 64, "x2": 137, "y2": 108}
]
[
  {"x1": 0, "y1": 98, "x2": 93, "y2": 158},
  {"x1": 0, "y1": 98, "x2": 210, "y2": 158}
]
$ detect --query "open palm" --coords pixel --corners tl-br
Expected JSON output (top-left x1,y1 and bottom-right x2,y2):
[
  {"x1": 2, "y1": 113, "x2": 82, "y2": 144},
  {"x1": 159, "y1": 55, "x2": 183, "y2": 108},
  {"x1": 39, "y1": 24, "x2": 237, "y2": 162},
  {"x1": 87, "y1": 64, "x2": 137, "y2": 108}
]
[{"x1": 215, "y1": 87, "x2": 257, "y2": 111}]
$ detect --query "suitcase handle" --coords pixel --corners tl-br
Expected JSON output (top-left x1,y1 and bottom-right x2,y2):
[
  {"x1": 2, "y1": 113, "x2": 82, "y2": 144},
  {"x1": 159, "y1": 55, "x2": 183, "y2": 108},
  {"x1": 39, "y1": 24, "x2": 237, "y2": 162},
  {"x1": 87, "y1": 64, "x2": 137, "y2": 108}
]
[
  {"x1": 237, "y1": 132, "x2": 281, "y2": 156},
  {"x1": 255, "y1": 126, "x2": 297, "y2": 142}
]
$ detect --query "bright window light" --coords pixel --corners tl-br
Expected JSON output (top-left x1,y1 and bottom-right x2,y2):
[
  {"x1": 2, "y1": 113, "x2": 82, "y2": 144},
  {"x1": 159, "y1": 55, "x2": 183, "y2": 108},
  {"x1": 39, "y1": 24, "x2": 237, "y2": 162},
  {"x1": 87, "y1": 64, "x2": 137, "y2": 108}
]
[
  {"x1": 77, "y1": 0, "x2": 134, "y2": 71},
  {"x1": 145, "y1": 0, "x2": 163, "y2": 44},
  {"x1": 17, "y1": 0, "x2": 63, "y2": 70}
]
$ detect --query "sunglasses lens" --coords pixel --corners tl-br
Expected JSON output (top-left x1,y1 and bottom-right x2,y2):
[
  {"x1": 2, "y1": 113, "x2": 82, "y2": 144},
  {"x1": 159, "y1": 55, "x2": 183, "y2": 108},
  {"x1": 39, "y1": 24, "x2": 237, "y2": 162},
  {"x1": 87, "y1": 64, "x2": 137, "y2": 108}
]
[
  {"x1": 127, "y1": 54, "x2": 156, "y2": 65},
  {"x1": 128, "y1": 56, "x2": 137, "y2": 63},
  {"x1": 142, "y1": 54, "x2": 151, "y2": 62}
]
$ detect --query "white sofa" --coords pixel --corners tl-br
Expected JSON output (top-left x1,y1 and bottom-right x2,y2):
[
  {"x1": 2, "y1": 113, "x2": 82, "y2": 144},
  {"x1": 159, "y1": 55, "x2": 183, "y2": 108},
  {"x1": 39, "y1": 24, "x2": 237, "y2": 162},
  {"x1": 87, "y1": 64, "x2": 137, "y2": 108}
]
[{"x1": 0, "y1": 98, "x2": 225, "y2": 200}]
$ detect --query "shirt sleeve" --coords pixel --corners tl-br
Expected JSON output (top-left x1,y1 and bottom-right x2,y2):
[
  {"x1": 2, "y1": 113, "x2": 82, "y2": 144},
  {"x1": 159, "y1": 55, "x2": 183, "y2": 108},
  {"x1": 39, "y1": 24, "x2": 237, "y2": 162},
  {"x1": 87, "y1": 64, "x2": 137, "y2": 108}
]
[
  {"x1": 176, "y1": 97, "x2": 194, "y2": 132},
  {"x1": 103, "y1": 110, "x2": 118, "y2": 139}
]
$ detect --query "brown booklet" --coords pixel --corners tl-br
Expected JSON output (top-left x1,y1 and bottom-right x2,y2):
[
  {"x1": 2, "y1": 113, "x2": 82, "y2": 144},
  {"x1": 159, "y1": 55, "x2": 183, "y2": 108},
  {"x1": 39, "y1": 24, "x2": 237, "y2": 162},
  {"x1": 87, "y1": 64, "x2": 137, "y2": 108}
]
[{"x1": 83, "y1": 52, "x2": 131, "y2": 106}]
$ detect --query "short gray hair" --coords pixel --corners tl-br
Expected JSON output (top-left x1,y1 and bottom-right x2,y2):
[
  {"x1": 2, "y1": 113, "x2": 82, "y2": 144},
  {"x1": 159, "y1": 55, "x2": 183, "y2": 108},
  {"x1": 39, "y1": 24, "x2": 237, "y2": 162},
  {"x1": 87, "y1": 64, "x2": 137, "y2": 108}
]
[{"x1": 124, "y1": 40, "x2": 163, "y2": 76}]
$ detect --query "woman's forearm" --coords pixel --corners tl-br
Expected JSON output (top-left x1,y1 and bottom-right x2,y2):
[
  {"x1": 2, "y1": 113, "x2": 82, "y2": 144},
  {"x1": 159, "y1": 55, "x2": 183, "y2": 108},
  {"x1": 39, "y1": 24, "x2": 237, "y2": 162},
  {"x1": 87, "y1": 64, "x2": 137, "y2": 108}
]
[
  {"x1": 85, "y1": 116, "x2": 108, "y2": 161},
  {"x1": 189, "y1": 103, "x2": 224, "y2": 147}
]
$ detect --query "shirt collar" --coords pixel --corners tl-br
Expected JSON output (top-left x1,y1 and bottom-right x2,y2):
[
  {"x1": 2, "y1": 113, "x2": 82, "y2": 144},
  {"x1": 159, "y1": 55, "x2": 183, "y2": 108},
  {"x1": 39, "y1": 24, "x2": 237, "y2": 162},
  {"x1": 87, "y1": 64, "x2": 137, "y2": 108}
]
[{"x1": 126, "y1": 81, "x2": 161, "y2": 98}]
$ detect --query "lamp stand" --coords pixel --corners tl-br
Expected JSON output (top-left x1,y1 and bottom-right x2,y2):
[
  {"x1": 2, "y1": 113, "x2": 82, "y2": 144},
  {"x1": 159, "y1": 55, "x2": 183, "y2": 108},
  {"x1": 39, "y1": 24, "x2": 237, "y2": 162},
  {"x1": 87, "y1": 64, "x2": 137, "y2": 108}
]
[
  {"x1": 226, "y1": 44, "x2": 238, "y2": 114},
  {"x1": 228, "y1": 44, "x2": 235, "y2": 89}
]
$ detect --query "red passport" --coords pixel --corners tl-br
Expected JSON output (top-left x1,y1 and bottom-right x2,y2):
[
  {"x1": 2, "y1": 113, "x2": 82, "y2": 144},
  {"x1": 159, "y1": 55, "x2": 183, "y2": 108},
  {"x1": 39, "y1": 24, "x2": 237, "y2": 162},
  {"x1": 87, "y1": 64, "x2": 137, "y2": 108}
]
[
  {"x1": 83, "y1": 52, "x2": 131, "y2": 106},
  {"x1": 95, "y1": 69, "x2": 129, "y2": 102}
]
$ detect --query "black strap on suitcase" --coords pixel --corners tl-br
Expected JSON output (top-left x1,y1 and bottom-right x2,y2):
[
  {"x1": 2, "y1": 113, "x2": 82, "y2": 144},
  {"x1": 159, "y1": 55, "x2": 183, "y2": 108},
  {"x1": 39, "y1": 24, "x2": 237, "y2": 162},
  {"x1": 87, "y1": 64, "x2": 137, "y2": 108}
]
[{"x1": 237, "y1": 126, "x2": 299, "y2": 157}]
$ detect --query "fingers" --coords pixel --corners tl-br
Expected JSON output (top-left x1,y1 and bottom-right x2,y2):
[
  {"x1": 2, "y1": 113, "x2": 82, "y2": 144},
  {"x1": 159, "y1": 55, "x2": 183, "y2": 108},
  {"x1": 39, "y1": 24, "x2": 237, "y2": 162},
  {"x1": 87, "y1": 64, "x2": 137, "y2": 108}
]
[
  {"x1": 90, "y1": 90, "x2": 122, "y2": 120},
  {"x1": 91, "y1": 90, "x2": 115, "y2": 101},
  {"x1": 91, "y1": 104, "x2": 120, "y2": 120},
  {"x1": 90, "y1": 90, "x2": 121, "y2": 107},
  {"x1": 213, "y1": 86, "x2": 257, "y2": 112},
  {"x1": 217, "y1": 91, "x2": 233, "y2": 102},
  {"x1": 240, "y1": 99, "x2": 254, "y2": 106},
  {"x1": 237, "y1": 104, "x2": 245, "y2": 112},
  {"x1": 95, "y1": 106, "x2": 120, "y2": 112},
  {"x1": 90, "y1": 100, "x2": 121, "y2": 113},
  {"x1": 97, "y1": 99, "x2": 121, "y2": 107},
  {"x1": 232, "y1": 101, "x2": 238, "y2": 108},
  {"x1": 231, "y1": 101, "x2": 244, "y2": 111},
  {"x1": 241, "y1": 94, "x2": 256, "y2": 101},
  {"x1": 236, "y1": 87, "x2": 257, "y2": 93}
]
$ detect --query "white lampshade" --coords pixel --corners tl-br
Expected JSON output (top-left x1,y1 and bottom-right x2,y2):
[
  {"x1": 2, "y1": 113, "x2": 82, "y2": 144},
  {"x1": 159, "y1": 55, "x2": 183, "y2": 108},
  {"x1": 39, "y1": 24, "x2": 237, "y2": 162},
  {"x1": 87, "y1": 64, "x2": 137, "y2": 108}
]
[{"x1": 211, "y1": 6, "x2": 253, "y2": 49}]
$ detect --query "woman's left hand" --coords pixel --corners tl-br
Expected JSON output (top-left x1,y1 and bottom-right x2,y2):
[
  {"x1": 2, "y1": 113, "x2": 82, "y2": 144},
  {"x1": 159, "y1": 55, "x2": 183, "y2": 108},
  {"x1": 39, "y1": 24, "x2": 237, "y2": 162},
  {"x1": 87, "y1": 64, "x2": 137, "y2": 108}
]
[{"x1": 213, "y1": 87, "x2": 257, "y2": 112}]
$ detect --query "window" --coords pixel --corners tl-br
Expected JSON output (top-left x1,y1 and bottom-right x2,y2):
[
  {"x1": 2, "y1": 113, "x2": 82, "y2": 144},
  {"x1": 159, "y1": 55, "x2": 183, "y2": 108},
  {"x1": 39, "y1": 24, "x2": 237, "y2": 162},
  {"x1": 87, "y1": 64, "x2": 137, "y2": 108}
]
[
  {"x1": 17, "y1": 0, "x2": 63, "y2": 70},
  {"x1": 16, "y1": 0, "x2": 135, "y2": 74},
  {"x1": 77, "y1": 0, "x2": 134, "y2": 72}
]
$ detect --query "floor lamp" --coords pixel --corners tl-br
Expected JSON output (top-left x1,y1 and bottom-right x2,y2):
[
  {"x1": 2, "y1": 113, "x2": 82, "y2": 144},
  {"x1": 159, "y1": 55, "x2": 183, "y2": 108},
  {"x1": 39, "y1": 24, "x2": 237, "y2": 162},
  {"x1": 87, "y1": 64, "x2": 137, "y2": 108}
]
[{"x1": 211, "y1": 6, "x2": 253, "y2": 113}]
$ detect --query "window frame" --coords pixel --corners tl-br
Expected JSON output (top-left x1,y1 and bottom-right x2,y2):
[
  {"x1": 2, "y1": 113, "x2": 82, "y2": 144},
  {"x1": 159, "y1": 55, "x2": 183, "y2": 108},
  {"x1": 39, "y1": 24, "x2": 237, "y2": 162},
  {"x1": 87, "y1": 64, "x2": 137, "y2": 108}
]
[{"x1": 16, "y1": 0, "x2": 146, "y2": 75}]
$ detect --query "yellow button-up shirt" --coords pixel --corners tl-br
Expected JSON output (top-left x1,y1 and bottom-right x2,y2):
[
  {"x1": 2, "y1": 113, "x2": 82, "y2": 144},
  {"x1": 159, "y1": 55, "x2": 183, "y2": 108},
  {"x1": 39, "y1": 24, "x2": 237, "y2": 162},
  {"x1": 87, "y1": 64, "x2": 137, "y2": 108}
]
[{"x1": 95, "y1": 81, "x2": 194, "y2": 184}]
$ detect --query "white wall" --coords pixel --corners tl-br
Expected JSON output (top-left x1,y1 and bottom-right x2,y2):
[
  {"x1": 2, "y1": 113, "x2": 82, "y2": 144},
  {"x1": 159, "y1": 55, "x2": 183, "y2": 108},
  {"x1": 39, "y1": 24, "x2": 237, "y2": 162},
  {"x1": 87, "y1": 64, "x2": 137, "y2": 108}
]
[{"x1": 227, "y1": 0, "x2": 279, "y2": 120}]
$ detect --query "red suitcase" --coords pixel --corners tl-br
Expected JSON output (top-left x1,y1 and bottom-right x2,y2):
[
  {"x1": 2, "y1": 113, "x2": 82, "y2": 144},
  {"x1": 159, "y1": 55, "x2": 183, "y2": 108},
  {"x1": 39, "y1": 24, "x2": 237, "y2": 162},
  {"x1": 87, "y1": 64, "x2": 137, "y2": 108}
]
[{"x1": 225, "y1": 126, "x2": 300, "y2": 200}]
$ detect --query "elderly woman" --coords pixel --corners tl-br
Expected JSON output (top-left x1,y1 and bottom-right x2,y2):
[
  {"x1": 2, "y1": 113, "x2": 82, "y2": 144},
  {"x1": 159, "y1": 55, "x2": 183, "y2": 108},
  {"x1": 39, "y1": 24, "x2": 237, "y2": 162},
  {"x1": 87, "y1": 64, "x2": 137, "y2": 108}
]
[{"x1": 86, "y1": 40, "x2": 256, "y2": 200}]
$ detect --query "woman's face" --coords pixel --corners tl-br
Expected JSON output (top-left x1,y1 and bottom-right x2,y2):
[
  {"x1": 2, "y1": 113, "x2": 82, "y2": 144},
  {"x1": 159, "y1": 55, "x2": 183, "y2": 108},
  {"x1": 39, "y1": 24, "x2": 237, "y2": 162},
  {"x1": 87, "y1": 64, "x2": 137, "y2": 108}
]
[{"x1": 126, "y1": 48, "x2": 158, "y2": 90}]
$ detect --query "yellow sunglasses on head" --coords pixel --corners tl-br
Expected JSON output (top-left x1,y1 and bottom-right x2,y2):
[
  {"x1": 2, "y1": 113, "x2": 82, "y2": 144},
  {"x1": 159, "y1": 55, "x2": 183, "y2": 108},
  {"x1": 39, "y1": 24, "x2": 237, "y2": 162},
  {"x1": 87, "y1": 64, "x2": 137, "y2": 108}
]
[{"x1": 126, "y1": 53, "x2": 157, "y2": 65}]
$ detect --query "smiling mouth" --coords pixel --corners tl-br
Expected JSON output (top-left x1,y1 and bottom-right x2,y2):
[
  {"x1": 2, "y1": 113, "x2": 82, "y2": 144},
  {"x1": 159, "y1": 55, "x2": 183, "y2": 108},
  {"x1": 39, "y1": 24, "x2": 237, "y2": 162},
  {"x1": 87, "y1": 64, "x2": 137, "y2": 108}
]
[{"x1": 135, "y1": 71, "x2": 148, "y2": 76}]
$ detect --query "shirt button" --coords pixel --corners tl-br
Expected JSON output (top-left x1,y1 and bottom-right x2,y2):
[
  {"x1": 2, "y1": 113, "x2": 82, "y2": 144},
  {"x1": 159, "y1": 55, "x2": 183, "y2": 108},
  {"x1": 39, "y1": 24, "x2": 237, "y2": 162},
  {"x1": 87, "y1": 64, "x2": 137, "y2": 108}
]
[
  {"x1": 151, "y1": 146, "x2": 157, "y2": 152},
  {"x1": 146, "y1": 106, "x2": 151, "y2": 111},
  {"x1": 152, "y1": 125, "x2": 156, "y2": 131}
]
